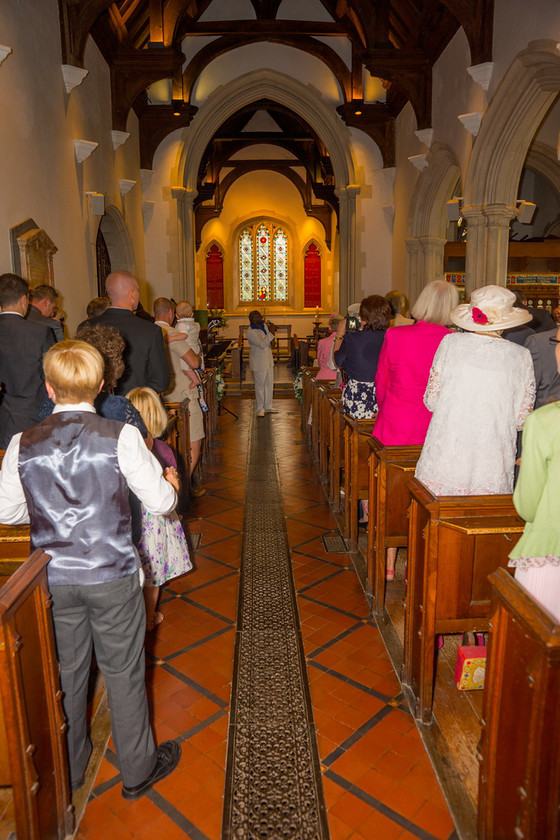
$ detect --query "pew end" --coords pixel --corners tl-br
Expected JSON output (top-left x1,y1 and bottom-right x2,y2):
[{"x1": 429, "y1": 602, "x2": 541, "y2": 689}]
[
  {"x1": 0, "y1": 549, "x2": 74, "y2": 839},
  {"x1": 367, "y1": 438, "x2": 422, "y2": 615},
  {"x1": 403, "y1": 479, "x2": 523, "y2": 724},
  {"x1": 342, "y1": 417, "x2": 376, "y2": 550},
  {"x1": 478, "y1": 569, "x2": 560, "y2": 840}
]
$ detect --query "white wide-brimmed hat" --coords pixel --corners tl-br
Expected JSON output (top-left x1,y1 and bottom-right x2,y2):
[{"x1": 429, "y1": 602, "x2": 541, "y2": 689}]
[{"x1": 451, "y1": 285, "x2": 532, "y2": 333}]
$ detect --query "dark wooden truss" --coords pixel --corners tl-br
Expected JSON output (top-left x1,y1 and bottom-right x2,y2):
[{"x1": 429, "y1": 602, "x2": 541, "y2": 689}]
[{"x1": 58, "y1": 0, "x2": 494, "y2": 219}]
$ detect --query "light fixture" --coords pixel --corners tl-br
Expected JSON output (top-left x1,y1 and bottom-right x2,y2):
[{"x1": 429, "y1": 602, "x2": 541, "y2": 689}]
[
  {"x1": 354, "y1": 109, "x2": 362, "y2": 116},
  {"x1": 172, "y1": 99, "x2": 182, "y2": 116}
]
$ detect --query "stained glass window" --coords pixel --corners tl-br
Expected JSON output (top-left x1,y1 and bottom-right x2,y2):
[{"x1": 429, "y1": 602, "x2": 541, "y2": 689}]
[
  {"x1": 238, "y1": 221, "x2": 289, "y2": 302},
  {"x1": 239, "y1": 228, "x2": 254, "y2": 302},
  {"x1": 273, "y1": 229, "x2": 288, "y2": 301},
  {"x1": 256, "y1": 224, "x2": 270, "y2": 301}
]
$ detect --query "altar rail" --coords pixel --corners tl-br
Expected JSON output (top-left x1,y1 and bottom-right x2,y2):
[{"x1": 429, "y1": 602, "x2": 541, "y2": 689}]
[
  {"x1": 478, "y1": 569, "x2": 560, "y2": 840},
  {"x1": 403, "y1": 478, "x2": 524, "y2": 723}
]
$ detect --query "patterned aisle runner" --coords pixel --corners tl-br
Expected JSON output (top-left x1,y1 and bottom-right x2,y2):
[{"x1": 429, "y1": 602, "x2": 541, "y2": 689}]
[{"x1": 222, "y1": 415, "x2": 330, "y2": 840}]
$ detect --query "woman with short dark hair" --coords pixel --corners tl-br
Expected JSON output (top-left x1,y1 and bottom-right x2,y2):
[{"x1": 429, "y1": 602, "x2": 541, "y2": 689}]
[{"x1": 333, "y1": 295, "x2": 392, "y2": 419}]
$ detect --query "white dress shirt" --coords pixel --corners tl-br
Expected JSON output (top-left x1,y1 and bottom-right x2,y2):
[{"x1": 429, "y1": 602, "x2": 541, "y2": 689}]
[{"x1": 0, "y1": 403, "x2": 176, "y2": 525}]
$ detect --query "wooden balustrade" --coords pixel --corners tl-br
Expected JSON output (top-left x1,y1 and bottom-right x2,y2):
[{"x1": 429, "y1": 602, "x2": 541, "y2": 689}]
[
  {"x1": 478, "y1": 569, "x2": 560, "y2": 840},
  {"x1": 342, "y1": 416, "x2": 376, "y2": 550},
  {"x1": 367, "y1": 439, "x2": 422, "y2": 615},
  {"x1": 403, "y1": 478, "x2": 524, "y2": 723},
  {"x1": 0, "y1": 549, "x2": 74, "y2": 839}
]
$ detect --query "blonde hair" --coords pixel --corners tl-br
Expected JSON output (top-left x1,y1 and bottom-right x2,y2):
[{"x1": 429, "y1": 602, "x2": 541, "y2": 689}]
[
  {"x1": 43, "y1": 340, "x2": 103, "y2": 404},
  {"x1": 176, "y1": 301, "x2": 194, "y2": 319},
  {"x1": 411, "y1": 280, "x2": 459, "y2": 326},
  {"x1": 126, "y1": 387, "x2": 168, "y2": 438}
]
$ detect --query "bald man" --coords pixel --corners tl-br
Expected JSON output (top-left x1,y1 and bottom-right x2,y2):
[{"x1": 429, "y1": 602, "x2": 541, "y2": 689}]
[{"x1": 84, "y1": 271, "x2": 169, "y2": 395}]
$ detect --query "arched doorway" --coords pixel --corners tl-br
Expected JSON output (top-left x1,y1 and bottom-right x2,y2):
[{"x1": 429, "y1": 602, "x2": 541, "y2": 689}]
[{"x1": 95, "y1": 206, "x2": 135, "y2": 296}]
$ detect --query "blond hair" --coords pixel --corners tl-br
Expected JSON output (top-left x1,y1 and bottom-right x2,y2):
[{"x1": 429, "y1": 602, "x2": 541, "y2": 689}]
[
  {"x1": 176, "y1": 301, "x2": 194, "y2": 319},
  {"x1": 411, "y1": 280, "x2": 459, "y2": 326},
  {"x1": 126, "y1": 387, "x2": 168, "y2": 438},
  {"x1": 43, "y1": 340, "x2": 103, "y2": 404}
]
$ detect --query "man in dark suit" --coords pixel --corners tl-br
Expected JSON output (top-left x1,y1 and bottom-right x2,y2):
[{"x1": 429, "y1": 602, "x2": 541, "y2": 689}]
[
  {"x1": 0, "y1": 273, "x2": 56, "y2": 448},
  {"x1": 85, "y1": 271, "x2": 169, "y2": 395},
  {"x1": 26, "y1": 284, "x2": 64, "y2": 341}
]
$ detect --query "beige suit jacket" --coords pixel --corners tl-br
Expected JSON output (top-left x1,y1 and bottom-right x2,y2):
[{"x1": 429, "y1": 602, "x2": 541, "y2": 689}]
[{"x1": 247, "y1": 325, "x2": 274, "y2": 372}]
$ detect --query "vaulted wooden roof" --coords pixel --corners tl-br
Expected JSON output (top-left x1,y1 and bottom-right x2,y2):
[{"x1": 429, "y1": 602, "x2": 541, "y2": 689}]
[{"x1": 59, "y1": 0, "x2": 494, "y2": 173}]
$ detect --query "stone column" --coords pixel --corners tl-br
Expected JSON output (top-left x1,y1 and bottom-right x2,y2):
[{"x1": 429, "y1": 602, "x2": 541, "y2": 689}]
[
  {"x1": 406, "y1": 238, "x2": 423, "y2": 303},
  {"x1": 419, "y1": 236, "x2": 446, "y2": 285},
  {"x1": 171, "y1": 187, "x2": 198, "y2": 302},
  {"x1": 484, "y1": 203, "x2": 517, "y2": 288},
  {"x1": 462, "y1": 206, "x2": 487, "y2": 296},
  {"x1": 335, "y1": 185, "x2": 360, "y2": 313}
]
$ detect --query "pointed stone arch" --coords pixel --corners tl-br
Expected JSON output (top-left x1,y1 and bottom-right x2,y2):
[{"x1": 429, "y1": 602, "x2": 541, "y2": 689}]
[
  {"x1": 406, "y1": 143, "x2": 462, "y2": 302},
  {"x1": 462, "y1": 40, "x2": 560, "y2": 292},
  {"x1": 172, "y1": 69, "x2": 359, "y2": 311}
]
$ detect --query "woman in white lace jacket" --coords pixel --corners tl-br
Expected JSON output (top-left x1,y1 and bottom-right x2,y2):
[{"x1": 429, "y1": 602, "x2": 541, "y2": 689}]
[{"x1": 415, "y1": 286, "x2": 536, "y2": 496}]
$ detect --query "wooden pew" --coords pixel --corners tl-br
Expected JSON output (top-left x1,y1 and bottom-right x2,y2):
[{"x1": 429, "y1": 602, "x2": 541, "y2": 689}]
[
  {"x1": 478, "y1": 569, "x2": 560, "y2": 840},
  {"x1": 310, "y1": 377, "x2": 322, "y2": 463},
  {"x1": 164, "y1": 398, "x2": 192, "y2": 507},
  {"x1": 0, "y1": 549, "x2": 74, "y2": 839},
  {"x1": 300, "y1": 368, "x2": 316, "y2": 441},
  {"x1": 403, "y1": 478, "x2": 524, "y2": 723},
  {"x1": 328, "y1": 394, "x2": 345, "y2": 511},
  {"x1": 342, "y1": 416, "x2": 376, "y2": 550},
  {"x1": 367, "y1": 438, "x2": 422, "y2": 615},
  {"x1": 319, "y1": 383, "x2": 341, "y2": 481},
  {"x1": 0, "y1": 523, "x2": 32, "y2": 584}
]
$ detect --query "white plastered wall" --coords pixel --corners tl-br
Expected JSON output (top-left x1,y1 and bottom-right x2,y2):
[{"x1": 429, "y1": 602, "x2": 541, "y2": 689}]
[{"x1": 0, "y1": 0, "x2": 146, "y2": 333}]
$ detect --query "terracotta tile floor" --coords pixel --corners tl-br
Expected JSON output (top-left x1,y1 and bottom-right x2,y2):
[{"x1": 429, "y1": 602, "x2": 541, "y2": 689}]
[{"x1": 76, "y1": 398, "x2": 457, "y2": 840}]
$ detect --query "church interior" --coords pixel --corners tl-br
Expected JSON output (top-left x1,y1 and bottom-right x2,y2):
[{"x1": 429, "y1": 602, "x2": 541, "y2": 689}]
[{"x1": 1, "y1": 0, "x2": 560, "y2": 838}]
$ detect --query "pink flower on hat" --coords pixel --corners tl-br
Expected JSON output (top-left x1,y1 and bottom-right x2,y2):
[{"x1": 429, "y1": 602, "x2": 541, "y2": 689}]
[{"x1": 472, "y1": 307, "x2": 489, "y2": 325}]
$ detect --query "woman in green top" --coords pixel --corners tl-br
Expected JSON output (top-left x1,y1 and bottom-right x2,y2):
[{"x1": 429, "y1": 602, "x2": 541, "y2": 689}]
[{"x1": 509, "y1": 400, "x2": 560, "y2": 621}]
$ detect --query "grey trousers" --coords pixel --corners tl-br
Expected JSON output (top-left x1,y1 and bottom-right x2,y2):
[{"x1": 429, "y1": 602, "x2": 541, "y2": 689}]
[{"x1": 50, "y1": 571, "x2": 157, "y2": 788}]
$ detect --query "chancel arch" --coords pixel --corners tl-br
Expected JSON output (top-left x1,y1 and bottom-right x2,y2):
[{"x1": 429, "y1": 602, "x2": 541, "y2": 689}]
[
  {"x1": 405, "y1": 144, "x2": 462, "y2": 302},
  {"x1": 462, "y1": 40, "x2": 560, "y2": 293},
  {"x1": 174, "y1": 69, "x2": 359, "y2": 313}
]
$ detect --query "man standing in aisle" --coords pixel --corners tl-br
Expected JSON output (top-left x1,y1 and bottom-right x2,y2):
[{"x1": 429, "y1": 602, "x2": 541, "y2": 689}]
[
  {"x1": 247, "y1": 310, "x2": 277, "y2": 417},
  {"x1": 27, "y1": 284, "x2": 65, "y2": 341},
  {"x1": 86, "y1": 271, "x2": 169, "y2": 395}
]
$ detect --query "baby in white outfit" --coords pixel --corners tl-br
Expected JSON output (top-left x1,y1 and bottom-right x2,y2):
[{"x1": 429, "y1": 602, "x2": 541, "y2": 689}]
[{"x1": 168, "y1": 301, "x2": 204, "y2": 389}]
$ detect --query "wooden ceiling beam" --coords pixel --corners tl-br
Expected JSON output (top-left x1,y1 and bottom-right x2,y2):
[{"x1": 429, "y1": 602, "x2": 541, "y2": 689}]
[
  {"x1": 111, "y1": 45, "x2": 184, "y2": 130},
  {"x1": 182, "y1": 34, "x2": 352, "y2": 104},
  {"x1": 436, "y1": 0, "x2": 494, "y2": 64},
  {"x1": 177, "y1": 20, "x2": 348, "y2": 37}
]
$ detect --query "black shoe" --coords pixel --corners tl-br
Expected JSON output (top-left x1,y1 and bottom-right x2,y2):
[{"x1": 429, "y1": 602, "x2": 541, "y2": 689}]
[{"x1": 121, "y1": 740, "x2": 181, "y2": 800}]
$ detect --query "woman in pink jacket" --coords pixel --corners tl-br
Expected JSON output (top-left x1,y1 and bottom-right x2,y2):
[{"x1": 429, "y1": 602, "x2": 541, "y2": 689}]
[
  {"x1": 315, "y1": 314, "x2": 342, "y2": 380},
  {"x1": 373, "y1": 280, "x2": 458, "y2": 578}
]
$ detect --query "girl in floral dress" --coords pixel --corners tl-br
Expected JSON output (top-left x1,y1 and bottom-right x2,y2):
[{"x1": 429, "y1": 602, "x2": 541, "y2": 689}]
[{"x1": 126, "y1": 387, "x2": 192, "y2": 630}]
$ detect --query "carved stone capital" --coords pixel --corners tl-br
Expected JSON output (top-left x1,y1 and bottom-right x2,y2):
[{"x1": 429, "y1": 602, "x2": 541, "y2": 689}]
[
  {"x1": 458, "y1": 112, "x2": 483, "y2": 136},
  {"x1": 0, "y1": 46, "x2": 13, "y2": 67},
  {"x1": 408, "y1": 154, "x2": 428, "y2": 171},
  {"x1": 74, "y1": 139, "x2": 98, "y2": 163},
  {"x1": 111, "y1": 130, "x2": 130, "y2": 150},
  {"x1": 119, "y1": 179, "x2": 137, "y2": 196},
  {"x1": 62, "y1": 64, "x2": 88, "y2": 94},
  {"x1": 467, "y1": 62, "x2": 493, "y2": 91}
]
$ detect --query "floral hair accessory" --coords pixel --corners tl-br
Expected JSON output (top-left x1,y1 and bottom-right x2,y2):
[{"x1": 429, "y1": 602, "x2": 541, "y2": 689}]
[{"x1": 471, "y1": 307, "x2": 489, "y2": 325}]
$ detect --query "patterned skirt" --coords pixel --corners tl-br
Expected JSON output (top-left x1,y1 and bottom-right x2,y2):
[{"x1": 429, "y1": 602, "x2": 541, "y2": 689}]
[
  {"x1": 138, "y1": 508, "x2": 193, "y2": 587},
  {"x1": 342, "y1": 379, "x2": 377, "y2": 420}
]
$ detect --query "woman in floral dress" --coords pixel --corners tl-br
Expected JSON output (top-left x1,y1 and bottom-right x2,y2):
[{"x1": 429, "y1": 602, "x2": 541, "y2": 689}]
[
  {"x1": 126, "y1": 387, "x2": 192, "y2": 630},
  {"x1": 333, "y1": 295, "x2": 392, "y2": 419}
]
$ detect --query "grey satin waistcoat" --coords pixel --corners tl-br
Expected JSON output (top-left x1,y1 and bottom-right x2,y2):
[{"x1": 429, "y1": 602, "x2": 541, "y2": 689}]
[{"x1": 18, "y1": 411, "x2": 138, "y2": 585}]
